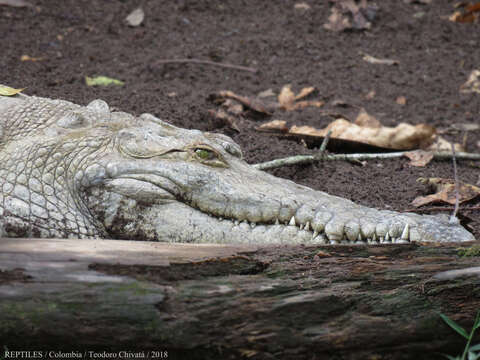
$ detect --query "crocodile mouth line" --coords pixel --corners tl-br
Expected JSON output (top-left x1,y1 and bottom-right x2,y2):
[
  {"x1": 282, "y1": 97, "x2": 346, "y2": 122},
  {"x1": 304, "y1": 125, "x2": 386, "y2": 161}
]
[
  {"x1": 113, "y1": 174, "x2": 413, "y2": 245},
  {"x1": 186, "y1": 209, "x2": 412, "y2": 245}
]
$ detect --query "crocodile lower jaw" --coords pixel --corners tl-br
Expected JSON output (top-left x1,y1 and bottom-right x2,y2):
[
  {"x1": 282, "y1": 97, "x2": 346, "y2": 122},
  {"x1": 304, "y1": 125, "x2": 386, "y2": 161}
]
[
  {"x1": 129, "y1": 201, "x2": 416, "y2": 245},
  {"x1": 206, "y1": 215, "x2": 411, "y2": 245}
]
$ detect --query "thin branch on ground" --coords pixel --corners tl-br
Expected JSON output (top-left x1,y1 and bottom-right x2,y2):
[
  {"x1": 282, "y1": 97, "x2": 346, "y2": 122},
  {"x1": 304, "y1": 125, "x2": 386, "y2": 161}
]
[
  {"x1": 252, "y1": 151, "x2": 480, "y2": 170},
  {"x1": 154, "y1": 58, "x2": 258, "y2": 73},
  {"x1": 315, "y1": 130, "x2": 332, "y2": 160},
  {"x1": 450, "y1": 142, "x2": 461, "y2": 224},
  {"x1": 404, "y1": 205, "x2": 480, "y2": 213}
]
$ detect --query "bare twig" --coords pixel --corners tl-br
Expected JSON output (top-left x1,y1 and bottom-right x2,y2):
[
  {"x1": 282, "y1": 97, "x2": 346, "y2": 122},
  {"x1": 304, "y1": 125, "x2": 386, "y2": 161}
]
[
  {"x1": 154, "y1": 58, "x2": 258, "y2": 73},
  {"x1": 404, "y1": 206, "x2": 480, "y2": 213},
  {"x1": 315, "y1": 130, "x2": 332, "y2": 160},
  {"x1": 450, "y1": 142, "x2": 460, "y2": 224},
  {"x1": 253, "y1": 151, "x2": 480, "y2": 171}
]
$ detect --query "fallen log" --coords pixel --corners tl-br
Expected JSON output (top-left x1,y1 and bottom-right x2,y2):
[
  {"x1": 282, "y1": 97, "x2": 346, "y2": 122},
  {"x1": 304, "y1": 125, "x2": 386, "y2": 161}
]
[{"x1": 0, "y1": 238, "x2": 479, "y2": 359}]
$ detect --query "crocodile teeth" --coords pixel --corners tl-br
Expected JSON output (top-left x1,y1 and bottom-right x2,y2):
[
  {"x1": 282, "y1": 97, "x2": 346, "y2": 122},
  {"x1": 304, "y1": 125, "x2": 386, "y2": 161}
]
[
  {"x1": 305, "y1": 222, "x2": 310, "y2": 231},
  {"x1": 325, "y1": 219, "x2": 344, "y2": 241},
  {"x1": 234, "y1": 220, "x2": 240, "y2": 226},
  {"x1": 357, "y1": 233, "x2": 363, "y2": 242},
  {"x1": 376, "y1": 223, "x2": 389, "y2": 238},
  {"x1": 345, "y1": 220, "x2": 360, "y2": 242},
  {"x1": 275, "y1": 218, "x2": 280, "y2": 225},
  {"x1": 299, "y1": 224, "x2": 304, "y2": 230},
  {"x1": 385, "y1": 232, "x2": 391, "y2": 242},
  {"x1": 401, "y1": 224, "x2": 409, "y2": 240},
  {"x1": 312, "y1": 230, "x2": 319, "y2": 239},
  {"x1": 250, "y1": 222, "x2": 256, "y2": 229},
  {"x1": 289, "y1": 216, "x2": 296, "y2": 226},
  {"x1": 312, "y1": 211, "x2": 332, "y2": 232}
]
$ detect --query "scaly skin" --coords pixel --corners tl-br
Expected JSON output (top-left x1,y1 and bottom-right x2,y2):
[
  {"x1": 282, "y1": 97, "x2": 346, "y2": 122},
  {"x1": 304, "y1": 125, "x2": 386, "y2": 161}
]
[{"x1": 0, "y1": 94, "x2": 475, "y2": 244}]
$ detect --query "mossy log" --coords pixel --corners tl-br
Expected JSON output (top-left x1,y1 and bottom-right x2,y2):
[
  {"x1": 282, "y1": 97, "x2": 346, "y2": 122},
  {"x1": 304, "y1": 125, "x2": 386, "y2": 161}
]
[{"x1": 1, "y1": 238, "x2": 479, "y2": 360}]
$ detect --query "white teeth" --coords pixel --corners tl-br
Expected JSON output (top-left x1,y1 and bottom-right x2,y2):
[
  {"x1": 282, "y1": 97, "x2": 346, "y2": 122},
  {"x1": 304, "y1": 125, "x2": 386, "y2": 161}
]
[
  {"x1": 275, "y1": 218, "x2": 280, "y2": 225},
  {"x1": 401, "y1": 224, "x2": 409, "y2": 240},
  {"x1": 325, "y1": 218, "x2": 345, "y2": 241},
  {"x1": 312, "y1": 230, "x2": 319, "y2": 239},
  {"x1": 376, "y1": 223, "x2": 388, "y2": 238},
  {"x1": 357, "y1": 233, "x2": 362, "y2": 242},
  {"x1": 234, "y1": 220, "x2": 240, "y2": 226},
  {"x1": 289, "y1": 216, "x2": 296, "y2": 226},
  {"x1": 312, "y1": 211, "x2": 332, "y2": 232},
  {"x1": 372, "y1": 233, "x2": 377, "y2": 242},
  {"x1": 300, "y1": 224, "x2": 304, "y2": 230},
  {"x1": 345, "y1": 221, "x2": 360, "y2": 242},
  {"x1": 250, "y1": 222, "x2": 256, "y2": 229},
  {"x1": 305, "y1": 222, "x2": 310, "y2": 231},
  {"x1": 385, "y1": 233, "x2": 390, "y2": 242}
]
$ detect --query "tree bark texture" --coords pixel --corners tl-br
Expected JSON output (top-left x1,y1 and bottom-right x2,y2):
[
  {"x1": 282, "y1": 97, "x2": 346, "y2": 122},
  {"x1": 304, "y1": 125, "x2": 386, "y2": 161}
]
[{"x1": 0, "y1": 238, "x2": 479, "y2": 360}]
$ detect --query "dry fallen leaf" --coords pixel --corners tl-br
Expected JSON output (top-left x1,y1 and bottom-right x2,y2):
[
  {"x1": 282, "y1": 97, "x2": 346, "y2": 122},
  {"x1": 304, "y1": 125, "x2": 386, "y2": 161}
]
[
  {"x1": 365, "y1": 90, "x2": 376, "y2": 100},
  {"x1": 362, "y1": 53, "x2": 399, "y2": 65},
  {"x1": 208, "y1": 109, "x2": 240, "y2": 132},
  {"x1": 289, "y1": 118, "x2": 435, "y2": 150},
  {"x1": 215, "y1": 90, "x2": 275, "y2": 115},
  {"x1": 257, "y1": 88, "x2": 276, "y2": 98},
  {"x1": 278, "y1": 85, "x2": 296, "y2": 110},
  {"x1": 404, "y1": 150, "x2": 434, "y2": 167},
  {"x1": 460, "y1": 70, "x2": 480, "y2": 94},
  {"x1": 354, "y1": 108, "x2": 381, "y2": 127},
  {"x1": 324, "y1": 7, "x2": 352, "y2": 32},
  {"x1": 0, "y1": 0, "x2": 31, "y2": 7},
  {"x1": 126, "y1": 7, "x2": 145, "y2": 27},
  {"x1": 257, "y1": 120, "x2": 289, "y2": 133},
  {"x1": 449, "y1": 2, "x2": 480, "y2": 23},
  {"x1": 412, "y1": 177, "x2": 480, "y2": 207},
  {"x1": 0, "y1": 84, "x2": 25, "y2": 96},
  {"x1": 222, "y1": 99, "x2": 243, "y2": 115},
  {"x1": 396, "y1": 96, "x2": 407, "y2": 105},
  {"x1": 20, "y1": 54, "x2": 45, "y2": 62},
  {"x1": 294, "y1": 2, "x2": 311, "y2": 10},
  {"x1": 278, "y1": 85, "x2": 324, "y2": 111},
  {"x1": 323, "y1": 0, "x2": 377, "y2": 31},
  {"x1": 426, "y1": 136, "x2": 465, "y2": 153},
  {"x1": 295, "y1": 86, "x2": 315, "y2": 100},
  {"x1": 213, "y1": 86, "x2": 322, "y2": 116}
]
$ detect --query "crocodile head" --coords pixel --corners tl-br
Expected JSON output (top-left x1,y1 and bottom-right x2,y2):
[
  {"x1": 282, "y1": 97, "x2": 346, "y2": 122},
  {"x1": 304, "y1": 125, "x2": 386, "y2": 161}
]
[{"x1": 0, "y1": 95, "x2": 475, "y2": 244}]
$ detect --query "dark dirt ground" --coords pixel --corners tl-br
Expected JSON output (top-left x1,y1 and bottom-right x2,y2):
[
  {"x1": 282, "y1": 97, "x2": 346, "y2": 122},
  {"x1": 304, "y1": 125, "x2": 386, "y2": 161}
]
[
  {"x1": 1, "y1": 2, "x2": 479, "y2": 235},
  {"x1": 2, "y1": 3, "x2": 480, "y2": 357}
]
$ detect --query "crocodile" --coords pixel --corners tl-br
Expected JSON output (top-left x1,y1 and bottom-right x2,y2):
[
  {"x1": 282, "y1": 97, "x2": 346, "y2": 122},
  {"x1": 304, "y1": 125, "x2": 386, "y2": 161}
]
[{"x1": 0, "y1": 93, "x2": 475, "y2": 244}]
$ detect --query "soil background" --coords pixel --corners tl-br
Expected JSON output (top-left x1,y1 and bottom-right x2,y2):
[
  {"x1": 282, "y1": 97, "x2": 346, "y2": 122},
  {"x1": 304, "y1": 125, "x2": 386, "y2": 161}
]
[{"x1": 1, "y1": 0, "x2": 479, "y2": 238}]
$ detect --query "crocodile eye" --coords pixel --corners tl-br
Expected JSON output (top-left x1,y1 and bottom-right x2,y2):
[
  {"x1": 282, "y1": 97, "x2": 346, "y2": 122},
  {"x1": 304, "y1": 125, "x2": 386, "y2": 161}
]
[{"x1": 195, "y1": 148, "x2": 216, "y2": 160}]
